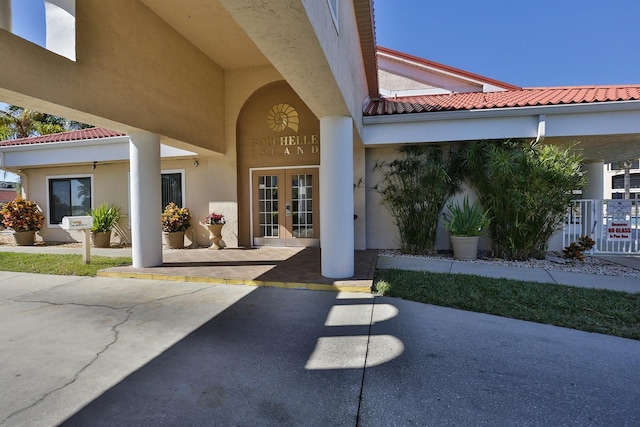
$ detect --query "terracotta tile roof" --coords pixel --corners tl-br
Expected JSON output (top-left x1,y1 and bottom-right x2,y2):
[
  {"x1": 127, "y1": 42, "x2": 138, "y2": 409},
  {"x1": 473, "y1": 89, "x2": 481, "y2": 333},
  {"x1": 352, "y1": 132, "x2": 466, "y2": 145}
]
[
  {"x1": 0, "y1": 127, "x2": 126, "y2": 147},
  {"x1": 364, "y1": 85, "x2": 640, "y2": 116}
]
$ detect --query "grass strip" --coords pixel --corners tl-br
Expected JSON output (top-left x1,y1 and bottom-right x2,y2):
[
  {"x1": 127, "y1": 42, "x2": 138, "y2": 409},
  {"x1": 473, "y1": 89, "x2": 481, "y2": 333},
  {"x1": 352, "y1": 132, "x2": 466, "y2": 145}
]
[
  {"x1": 374, "y1": 269, "x2": 640, "y2": 340},
  {"x1": 0, "y1": 252, "x2": 131, "y2": 276}
]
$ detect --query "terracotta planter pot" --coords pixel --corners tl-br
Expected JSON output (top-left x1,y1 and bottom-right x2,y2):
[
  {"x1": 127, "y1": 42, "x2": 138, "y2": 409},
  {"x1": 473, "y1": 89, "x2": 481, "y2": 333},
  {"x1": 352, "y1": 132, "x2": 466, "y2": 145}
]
[
  {"x1": 91, "y1": 231, "x2": 112, "y2": 248},
  {"x1": 163, "y1": 231, "x2": 185, "y2": 249},
  {"x1": 450, "y1": 236, "x2": 480, "y2": 260},
  {"x1": 12, "y1": 230, "x2": 36, "y2": 246}
]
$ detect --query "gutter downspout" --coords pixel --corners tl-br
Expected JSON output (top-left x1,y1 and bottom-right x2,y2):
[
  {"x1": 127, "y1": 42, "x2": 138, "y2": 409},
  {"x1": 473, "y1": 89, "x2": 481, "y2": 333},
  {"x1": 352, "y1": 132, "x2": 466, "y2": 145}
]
[{"x1": 535, "y1": 114, "x2": 546, "y2": 144}]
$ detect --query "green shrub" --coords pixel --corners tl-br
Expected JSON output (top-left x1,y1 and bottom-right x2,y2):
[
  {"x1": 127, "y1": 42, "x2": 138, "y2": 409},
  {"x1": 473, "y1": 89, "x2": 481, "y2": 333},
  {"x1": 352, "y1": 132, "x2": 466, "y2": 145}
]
[
  {"x1": 461, "y1": 140, "x2": 584, "y2": 260},
  {"x1": 375, "y1": 145, "x2": 462, "y2": 255}
]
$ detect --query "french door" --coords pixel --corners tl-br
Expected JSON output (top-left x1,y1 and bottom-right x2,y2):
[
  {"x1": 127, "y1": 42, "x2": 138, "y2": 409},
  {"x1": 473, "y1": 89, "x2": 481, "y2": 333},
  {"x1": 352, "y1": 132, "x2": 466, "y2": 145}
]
[{"x1": 252, "y1": 167, "x2": 319, "y2": 247}]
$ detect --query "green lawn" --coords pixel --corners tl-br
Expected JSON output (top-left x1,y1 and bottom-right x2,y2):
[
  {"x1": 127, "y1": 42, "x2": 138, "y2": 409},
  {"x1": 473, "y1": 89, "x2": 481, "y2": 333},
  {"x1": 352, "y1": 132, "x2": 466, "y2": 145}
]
[
  {"x1": 2, "y1": 250, "x2": 637, "y2": 340},
  {"x1": 0, "y1": 252, "x2": 131, "y2": 276},
  {"x1": 374, "y1": 269, "x2": 640, "y2": 340}
]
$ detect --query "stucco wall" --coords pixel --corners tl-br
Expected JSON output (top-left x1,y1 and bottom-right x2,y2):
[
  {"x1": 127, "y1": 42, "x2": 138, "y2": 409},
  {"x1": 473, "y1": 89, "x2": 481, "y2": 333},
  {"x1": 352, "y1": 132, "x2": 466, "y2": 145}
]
[
  {"x1": 19, "y1": 154, "x2": 239, "y2": 248},
  {"x1": 0, "y1": 0, "x2": 225, "y2": 152},
  {"x1": 23, "y1": 163, "x2": 131, "y2": 244},
  {"x1": 365, "y1": 146, "x2": 400, "y2": 249},
  {"x1": 353, "y1": 136, "x2": 367, "y2": 250},
  {"x1": 365, "y1": 146, "x2": 491, "y2": 252}
]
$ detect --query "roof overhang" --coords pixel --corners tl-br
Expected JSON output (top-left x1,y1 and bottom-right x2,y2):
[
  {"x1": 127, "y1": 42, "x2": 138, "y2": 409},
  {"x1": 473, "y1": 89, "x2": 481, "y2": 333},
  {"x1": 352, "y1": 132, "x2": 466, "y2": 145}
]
[
  {"x1": 363, "y1": 100, "x2": 640, "y2": 163},
  {"x1": 0, "y1": 135, "x2": 198, "y2": 169}
]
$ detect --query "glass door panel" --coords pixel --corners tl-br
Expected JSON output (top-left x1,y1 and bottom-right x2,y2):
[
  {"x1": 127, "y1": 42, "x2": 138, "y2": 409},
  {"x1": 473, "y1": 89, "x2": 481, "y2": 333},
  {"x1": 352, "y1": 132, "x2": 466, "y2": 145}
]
[
  {"x1": 252, "y1": 168, "x2": 319, "y2": 246},
  {"x1": 257, "y1": 174, "x2": 279, "y2": 238},
  {"x1": 290, "y1": 173, "x2": 314, "y2": 238}
]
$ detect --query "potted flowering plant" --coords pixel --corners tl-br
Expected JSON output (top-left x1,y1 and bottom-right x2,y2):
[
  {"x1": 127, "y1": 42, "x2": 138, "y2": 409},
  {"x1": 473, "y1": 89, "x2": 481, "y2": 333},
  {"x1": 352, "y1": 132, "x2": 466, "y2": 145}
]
[
  {"x1": 161, "y1": 202, "x2": 191, "y2": 249},
  {"x1": 1, "y1": 196, "x2": 45, "y2": 245},
  {"x1": 203, "y1": 212, "x2": 226, "y2": 225},
  {"x1": 201, "y1": 211, "x2": 225, "y2": 250}
]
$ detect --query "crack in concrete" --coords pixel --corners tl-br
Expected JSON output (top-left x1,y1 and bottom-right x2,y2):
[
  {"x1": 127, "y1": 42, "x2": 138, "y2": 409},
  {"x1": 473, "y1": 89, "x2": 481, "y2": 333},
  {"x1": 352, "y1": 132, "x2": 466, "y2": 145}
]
[
  {"x1": 543, "y1": 269, "x2": 559, "y2": 284},
  {"x1": 0, "y1": 276, "x2": 88, "y2": 303},
  {"x1": 356, "y1": 296, "x2": 377, "y2": 427},
  {"x1": 10, "y1": 299, "x2": 124, "y2": 310},
  {"x1": 1, "y1": 285, "x2": 213, "y2": 426}
]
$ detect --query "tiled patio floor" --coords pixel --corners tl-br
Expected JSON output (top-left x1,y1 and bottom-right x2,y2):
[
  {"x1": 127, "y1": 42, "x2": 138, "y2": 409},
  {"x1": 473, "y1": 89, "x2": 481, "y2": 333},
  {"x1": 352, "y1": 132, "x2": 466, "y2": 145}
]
[{"x1": 99, "y1": 247, "x2": 378, "y2": 293}]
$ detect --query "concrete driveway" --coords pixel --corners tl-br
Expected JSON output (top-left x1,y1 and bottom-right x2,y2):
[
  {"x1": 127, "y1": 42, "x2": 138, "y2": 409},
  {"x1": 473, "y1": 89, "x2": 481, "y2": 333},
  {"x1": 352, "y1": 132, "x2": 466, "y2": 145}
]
[{"x1": 1, "y1": 272, "x2": 639, "y2": 426}]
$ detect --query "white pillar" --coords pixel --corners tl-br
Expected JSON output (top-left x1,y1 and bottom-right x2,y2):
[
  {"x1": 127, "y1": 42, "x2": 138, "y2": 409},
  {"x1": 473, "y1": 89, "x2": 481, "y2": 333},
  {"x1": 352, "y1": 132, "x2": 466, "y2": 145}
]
[
  {"x1": 0, "y1": 0, "x2": 12, "y2": 32},
  {"x1": 583, "y1": 161, "x2": 605, "y2": 199},
  {"x1": 45, "y1": 0, "x2": 75, "y2": 61},
  {"x1": 320, "y1": 116, "x2": 354, "y2": 278},
  {"x1": 129, "y1": 132, "x2": 163, "y2": 268}
]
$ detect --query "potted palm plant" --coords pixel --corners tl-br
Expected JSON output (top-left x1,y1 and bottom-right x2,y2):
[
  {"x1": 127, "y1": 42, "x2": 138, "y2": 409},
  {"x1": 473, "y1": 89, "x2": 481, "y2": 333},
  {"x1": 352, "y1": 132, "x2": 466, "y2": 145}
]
[
  {"x1": 442, "y1": 196, "x2": 490, "y2": 260},
  {"x1": 161, "y1": 202, "x2": 191, "y2": 249},
  {"x1": 89, "y1": 203, "x2": 121, "y2": 248},
  {"x1": 1, "y1": 196, "x2": 45, "y2": 245}
]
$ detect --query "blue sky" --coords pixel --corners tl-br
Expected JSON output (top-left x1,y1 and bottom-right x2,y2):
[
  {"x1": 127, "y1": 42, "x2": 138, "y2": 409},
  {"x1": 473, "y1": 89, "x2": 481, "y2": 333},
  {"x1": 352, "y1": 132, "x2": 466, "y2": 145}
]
[
  {"x1": 10, "y1": 0, "x2": 45, "y2": 46},
  {"x1": 8, "y1": 0, "x2": 639, "y2": 88},
  {"x1": 374, "y1": 0, "x2": 640, "y2": 87}
]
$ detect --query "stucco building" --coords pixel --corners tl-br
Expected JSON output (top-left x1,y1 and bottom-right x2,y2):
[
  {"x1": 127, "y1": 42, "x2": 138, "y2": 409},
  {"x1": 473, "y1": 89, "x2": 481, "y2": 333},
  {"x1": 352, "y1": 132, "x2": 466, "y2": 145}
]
[{"x1": 1, "y1": 1, "x2": 640, "y2": 277}]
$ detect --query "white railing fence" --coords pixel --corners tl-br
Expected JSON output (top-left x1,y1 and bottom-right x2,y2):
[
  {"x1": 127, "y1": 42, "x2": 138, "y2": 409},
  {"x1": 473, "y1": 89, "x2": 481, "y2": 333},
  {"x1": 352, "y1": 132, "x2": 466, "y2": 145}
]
[{"x1": 564, "y1": 196, "x2": 639, "y2": 254}]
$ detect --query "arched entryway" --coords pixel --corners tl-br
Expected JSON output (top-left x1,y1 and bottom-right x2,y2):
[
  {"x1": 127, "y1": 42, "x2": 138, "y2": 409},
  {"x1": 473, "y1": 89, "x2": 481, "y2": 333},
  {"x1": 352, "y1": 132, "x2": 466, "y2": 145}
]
[{"x1": 236, "y1": 81, "x2": 321, "y2": 248}]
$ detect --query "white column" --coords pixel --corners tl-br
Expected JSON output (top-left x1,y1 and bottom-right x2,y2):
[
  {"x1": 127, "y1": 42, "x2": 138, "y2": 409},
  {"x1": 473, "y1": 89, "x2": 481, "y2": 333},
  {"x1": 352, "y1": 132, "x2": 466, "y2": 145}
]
[
  {"x1": 45, "y1": 0, "x2": 75, "y2": 61},
  {"x1": 320, "y1": 116, "x2": 354, "y2": 278},
  {"x1": 0, "y1": 0, "x2": 12, "y2": 32},
  {"x1": 583, "y1": 161, "x2": 605, "y2": 199},
  {"x1": 129, "y1": 132, "x2": 163, "y2": 268}
]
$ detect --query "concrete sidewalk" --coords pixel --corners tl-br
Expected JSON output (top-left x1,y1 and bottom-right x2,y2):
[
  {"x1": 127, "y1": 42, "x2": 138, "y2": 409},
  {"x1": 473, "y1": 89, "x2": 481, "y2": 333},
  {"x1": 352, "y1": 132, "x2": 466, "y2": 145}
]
[{"x1": 376, "y1": 255, "x2": 640, "y2": 293}]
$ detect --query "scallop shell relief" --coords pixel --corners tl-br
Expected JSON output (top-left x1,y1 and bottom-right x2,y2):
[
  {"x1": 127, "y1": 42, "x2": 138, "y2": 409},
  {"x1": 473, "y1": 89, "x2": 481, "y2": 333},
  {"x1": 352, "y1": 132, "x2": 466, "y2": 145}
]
[{"x1": 267, "y1": 103, "x2": 299, "y2": 132}]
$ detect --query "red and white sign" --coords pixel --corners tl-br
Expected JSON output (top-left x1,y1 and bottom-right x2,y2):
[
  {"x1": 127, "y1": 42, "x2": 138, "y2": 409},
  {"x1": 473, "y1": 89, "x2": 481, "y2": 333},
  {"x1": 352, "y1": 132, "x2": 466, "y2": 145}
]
[{"x1": 607, "y1": 221, "x2": 632, "y2": 242}]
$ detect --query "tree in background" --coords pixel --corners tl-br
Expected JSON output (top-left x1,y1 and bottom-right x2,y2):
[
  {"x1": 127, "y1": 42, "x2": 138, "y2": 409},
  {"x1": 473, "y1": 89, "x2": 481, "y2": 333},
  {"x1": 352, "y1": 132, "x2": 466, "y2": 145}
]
[
  {"x1": 0, "y1": 105, "x2": 92, "y2": 184},
  {"x1": 0, "y1": 105, "x2": 91, "y2": 140}
]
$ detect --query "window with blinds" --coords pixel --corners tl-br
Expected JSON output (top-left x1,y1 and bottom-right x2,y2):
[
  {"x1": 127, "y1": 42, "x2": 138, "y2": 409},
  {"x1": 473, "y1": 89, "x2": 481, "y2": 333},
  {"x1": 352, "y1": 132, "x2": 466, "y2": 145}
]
[{"x1": 162, "y1": 172, "x2": 183, "y2": 209}]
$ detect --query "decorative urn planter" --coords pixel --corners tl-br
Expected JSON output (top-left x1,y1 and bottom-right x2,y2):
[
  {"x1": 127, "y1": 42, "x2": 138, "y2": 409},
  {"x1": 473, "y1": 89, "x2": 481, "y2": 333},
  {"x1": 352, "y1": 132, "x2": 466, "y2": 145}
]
[
  {"x1": 450, "y1": 236, "x2": 480, "y2": 260},
  {"x1": 162, "y1": 231, "x2": 185, "y2": 249},
  {"x1": 91, "y1": 231, "x2": 111, "y2": 248},
  {"x1": 12, "y1": 230, "x2": 36, "y2": 246},
  {"x1": 204, "y1": 223, "x2": 224, "y2": 250}
]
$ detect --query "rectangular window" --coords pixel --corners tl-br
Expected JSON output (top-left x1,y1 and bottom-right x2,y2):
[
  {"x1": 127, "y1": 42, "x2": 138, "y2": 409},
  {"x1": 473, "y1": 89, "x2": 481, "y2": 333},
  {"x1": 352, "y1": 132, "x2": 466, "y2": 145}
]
[
  {"x1": 48, "y1": 176, "x2": 92, "y2": 224},
  {"x1": 161, "y1": 171, "x2": 184, "y2": 210},
  {"x1": 609, "y1": 160, "x2": 640, "y2": 171}
]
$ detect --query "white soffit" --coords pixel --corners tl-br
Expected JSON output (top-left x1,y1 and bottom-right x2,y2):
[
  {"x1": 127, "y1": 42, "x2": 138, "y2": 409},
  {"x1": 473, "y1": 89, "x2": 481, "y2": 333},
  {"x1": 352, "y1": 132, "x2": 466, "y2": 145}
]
[
  {"x1": 363, "y1": 102, "x2": 640, "y2": 146},
  {"x1": 0, "y1": 137, "x2": 197, "y2": 168}
]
